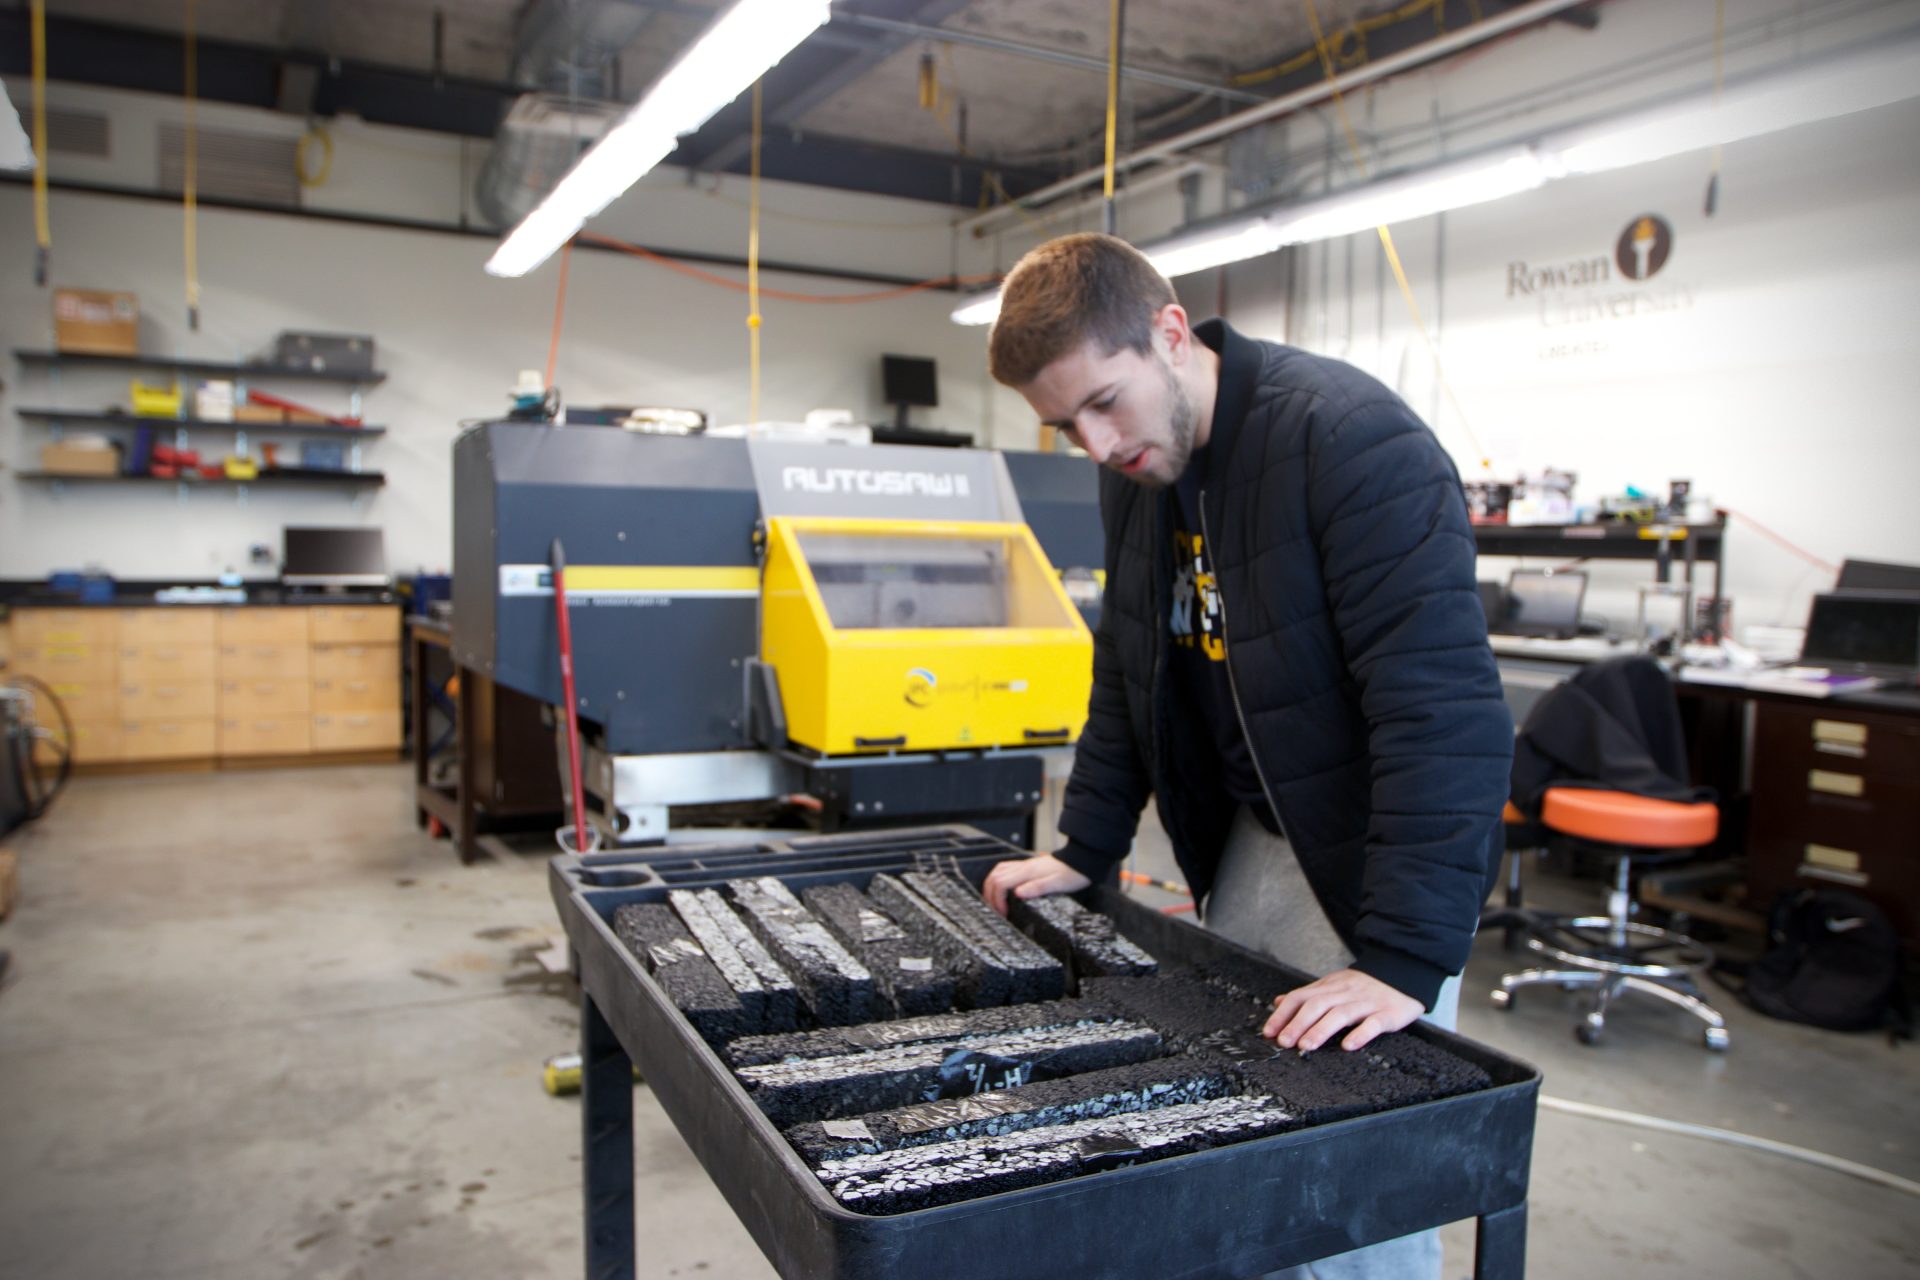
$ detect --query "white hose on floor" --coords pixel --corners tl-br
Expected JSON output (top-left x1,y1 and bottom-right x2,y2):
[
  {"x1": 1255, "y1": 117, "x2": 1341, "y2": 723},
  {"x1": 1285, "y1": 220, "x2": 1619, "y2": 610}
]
[{"x1": 1539, "y1": 1095, "x2": 1920, "y2": 1199}]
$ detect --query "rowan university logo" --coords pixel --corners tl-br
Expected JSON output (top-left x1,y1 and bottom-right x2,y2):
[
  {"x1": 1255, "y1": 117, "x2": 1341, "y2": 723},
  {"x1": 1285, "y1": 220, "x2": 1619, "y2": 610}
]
[{"x1": 1615, "y1": 214, "x2": 1673, "y2": 281}]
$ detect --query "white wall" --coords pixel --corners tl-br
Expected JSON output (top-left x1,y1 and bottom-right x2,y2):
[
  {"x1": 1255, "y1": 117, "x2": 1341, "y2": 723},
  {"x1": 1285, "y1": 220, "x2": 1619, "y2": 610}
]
[
  {"x1": 7, "y1": 0, "x2": 1920, "y2": 631},
  {"x1": 972, "y1": 0, "x2": 1920, "y2": 635},
  {"x1": 0, "y1": 83, "x2": 1008, "y2": 581}
]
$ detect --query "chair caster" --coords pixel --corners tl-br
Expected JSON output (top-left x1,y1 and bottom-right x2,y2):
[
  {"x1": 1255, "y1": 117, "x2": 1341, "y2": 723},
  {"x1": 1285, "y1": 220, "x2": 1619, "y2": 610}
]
[
  {"x1": 1575, "y1": 1013, "x2": 1605, "y2": 1046},
  {"x1": 1704, "y1": 1026, "x2": 1730, "y2": 1052},
  {"x1": 1490, "y1": 988, "x2": 1513, "y2": 1010}
]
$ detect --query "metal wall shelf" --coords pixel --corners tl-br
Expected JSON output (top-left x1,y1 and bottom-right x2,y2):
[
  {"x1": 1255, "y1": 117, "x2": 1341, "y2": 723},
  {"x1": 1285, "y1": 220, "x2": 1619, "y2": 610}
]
[
  {"x1": 14, "y1": 408, "x2": 386, "y2": 437},
  {"x1": 1472, "y1": 521, "x2": 1726, "y2": 561},
  {"x1": 18, "y1": 468, "x2": 385, "y2": 487},
  {"x1": 13, "y1": 348, "x2": 387, "y2": 384}
]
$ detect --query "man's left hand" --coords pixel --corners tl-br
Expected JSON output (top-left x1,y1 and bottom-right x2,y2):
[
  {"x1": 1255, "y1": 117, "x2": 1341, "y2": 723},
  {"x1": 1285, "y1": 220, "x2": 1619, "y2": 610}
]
[{"x1": 1262, "y1": 969, "x2": 1423, "y2": 1053}]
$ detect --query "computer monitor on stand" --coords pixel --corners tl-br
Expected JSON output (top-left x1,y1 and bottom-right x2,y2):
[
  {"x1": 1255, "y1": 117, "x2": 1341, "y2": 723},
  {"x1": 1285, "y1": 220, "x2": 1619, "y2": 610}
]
[
  {"x1": 882, "y1": 354, "x2": 938, "y2": 432},
  {"x1": 282, "y1": 526, "x2": 390, "y2": 591}
]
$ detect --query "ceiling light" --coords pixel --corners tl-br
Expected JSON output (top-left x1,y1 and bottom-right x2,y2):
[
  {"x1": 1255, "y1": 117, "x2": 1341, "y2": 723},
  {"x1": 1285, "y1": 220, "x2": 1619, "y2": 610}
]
[
  {"x1": 1542, "y1": 37, "x2": 1920, "y2": 176},
  {"x1": 486, "y1": 0, "x2": 830, "y2": 278},
  {"x1": 952, "y1": 34, "x2": 1920, "y2": 325},
  {"x1": 1268, "y1": 148, "x2": 1549, "y2": 246},
  {"x1": 951, "y1": 291, "x2": 1002, "y2": 326}
]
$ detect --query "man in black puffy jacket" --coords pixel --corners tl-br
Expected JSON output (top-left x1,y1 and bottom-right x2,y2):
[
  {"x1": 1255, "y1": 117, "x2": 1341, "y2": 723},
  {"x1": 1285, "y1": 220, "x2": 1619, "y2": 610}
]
[
  {"x1": 982, "y1": 232, "x2": 1511, "y2": 1053},
  {"x1": 980, "y1": 234, "x2": 1510, "y2": 1278}
]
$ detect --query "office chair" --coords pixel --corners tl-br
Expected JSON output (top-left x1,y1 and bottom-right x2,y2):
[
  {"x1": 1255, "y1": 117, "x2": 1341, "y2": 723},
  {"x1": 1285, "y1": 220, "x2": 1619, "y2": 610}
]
[{"x1": 1493, "y1": 657, "x2": 1731, "y2": 1051}]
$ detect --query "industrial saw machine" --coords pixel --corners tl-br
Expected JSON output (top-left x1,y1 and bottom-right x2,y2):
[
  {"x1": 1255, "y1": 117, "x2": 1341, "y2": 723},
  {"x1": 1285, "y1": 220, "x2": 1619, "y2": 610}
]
[{"x1": 453, "y1": 424, "x2": 1103, "y2": 847}]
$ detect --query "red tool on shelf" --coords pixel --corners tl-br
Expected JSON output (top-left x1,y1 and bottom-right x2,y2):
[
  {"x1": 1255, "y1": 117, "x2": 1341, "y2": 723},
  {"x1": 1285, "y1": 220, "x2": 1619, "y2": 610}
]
[
  {"x1": 550, "y1": 538, "x2": 598, "y2": 855},
  {"x1": 245, "y1": 388, "x2": 363, "y2": 427}
]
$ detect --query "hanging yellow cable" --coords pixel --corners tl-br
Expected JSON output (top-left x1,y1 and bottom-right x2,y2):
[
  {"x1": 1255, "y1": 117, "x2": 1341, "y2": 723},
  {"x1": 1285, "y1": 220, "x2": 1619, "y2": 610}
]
[
  {"x1": 1704, "y1": 0, "x2": 1726, "y2": 216},
  {"x1": 747, "y1": 77, "x2": 763, "y2": 423},
  {"x1": 1102, "y1": 0, "x2": 1121, "y2": 206},
  {"x1": 1303, "y1": 0, "x2": 1491, "y2": 473},
  {"x1": 183, "y1": 0, "x2": 201, "y2": 331},
  {"x1": 29, "y1": 0, "x2": 49, "y2": 286}
]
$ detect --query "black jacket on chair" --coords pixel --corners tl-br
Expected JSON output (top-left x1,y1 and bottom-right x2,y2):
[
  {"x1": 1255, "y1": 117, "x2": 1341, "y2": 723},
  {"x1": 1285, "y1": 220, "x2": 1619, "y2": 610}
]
[
  {"x1": 1510, "y1": 655, "x2": 1711, "y2": 816},
  {"x1": 1052, "y1": 320, "x2": 1513, "y2": 1010}
]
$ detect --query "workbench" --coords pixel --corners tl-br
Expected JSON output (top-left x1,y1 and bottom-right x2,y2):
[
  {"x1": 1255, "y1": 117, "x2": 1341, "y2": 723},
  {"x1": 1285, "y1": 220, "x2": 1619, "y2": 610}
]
[
  {"x1": 408, "y1": 616, "x2": 560, "y2": 862},
  {"x1": 550, "y1": 828, "x2": 1540, "y2": 1280},
  {"x1": 3, "y1": 594, "x2": 403, "y2": 771}
]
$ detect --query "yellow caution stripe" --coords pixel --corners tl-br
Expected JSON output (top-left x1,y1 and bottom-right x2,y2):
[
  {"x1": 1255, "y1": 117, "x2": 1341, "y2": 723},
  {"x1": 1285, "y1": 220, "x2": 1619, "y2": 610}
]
[{"x1": 498, "y1": 564, "x2": 758, "y2": 598}]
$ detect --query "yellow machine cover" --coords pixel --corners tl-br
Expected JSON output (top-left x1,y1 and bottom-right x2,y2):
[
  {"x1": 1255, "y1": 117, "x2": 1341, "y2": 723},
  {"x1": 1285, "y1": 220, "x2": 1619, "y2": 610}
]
[{"x1": 760, "y1": 516, "x2": 1093, "y2": 755}]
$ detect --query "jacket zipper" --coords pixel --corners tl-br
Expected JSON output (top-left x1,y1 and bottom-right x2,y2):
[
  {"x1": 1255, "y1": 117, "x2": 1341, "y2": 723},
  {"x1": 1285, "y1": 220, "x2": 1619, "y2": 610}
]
[{"x1": 1199, "y1": 490, "x2": 1291, "y2": 843}]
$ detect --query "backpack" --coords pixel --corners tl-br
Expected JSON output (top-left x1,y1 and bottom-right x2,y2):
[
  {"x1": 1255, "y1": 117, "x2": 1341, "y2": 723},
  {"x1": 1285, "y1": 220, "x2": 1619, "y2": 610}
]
[{"x1": 1742, "y1": 888, "x2": 1907, "y2": 1034}]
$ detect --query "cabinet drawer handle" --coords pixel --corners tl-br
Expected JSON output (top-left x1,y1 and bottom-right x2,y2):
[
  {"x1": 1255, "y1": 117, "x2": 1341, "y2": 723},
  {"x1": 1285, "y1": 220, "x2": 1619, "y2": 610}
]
[
  {"x1": 1808, "y1": 770, "x2": 1864, "y2": 798},
  {"x1": 347, "y1": 681, "x2": 369, "y2": 692},
  {"x1": 1811, "y1": 719, "x2": 1867, "y2": 748}
]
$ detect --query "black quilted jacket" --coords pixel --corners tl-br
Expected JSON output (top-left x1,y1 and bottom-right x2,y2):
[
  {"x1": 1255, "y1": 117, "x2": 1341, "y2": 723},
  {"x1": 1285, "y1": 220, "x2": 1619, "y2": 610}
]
[{"x1": 1054, "y1": 320, "x2": 1513, "y2": 1008}]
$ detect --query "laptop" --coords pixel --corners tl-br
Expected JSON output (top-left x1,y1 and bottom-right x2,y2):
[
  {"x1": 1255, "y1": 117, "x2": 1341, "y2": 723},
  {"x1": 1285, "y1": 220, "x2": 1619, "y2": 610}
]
[
  {"x1": 1835, "y1": 558, "x2": 1920, "y2": 595},
  {"x1": 1798, "y1": 592, "x2": 1920, "y2": 681},
  {"x1": 1499, "y1": 570, "x2": 1587, "y2": 640}
]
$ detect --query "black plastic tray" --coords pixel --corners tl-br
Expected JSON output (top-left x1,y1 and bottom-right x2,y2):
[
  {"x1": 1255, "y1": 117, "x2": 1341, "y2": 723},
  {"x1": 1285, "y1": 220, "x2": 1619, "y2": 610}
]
[{"x1": 550, "y1": 825, "x2": 1539, "y2": 1279}]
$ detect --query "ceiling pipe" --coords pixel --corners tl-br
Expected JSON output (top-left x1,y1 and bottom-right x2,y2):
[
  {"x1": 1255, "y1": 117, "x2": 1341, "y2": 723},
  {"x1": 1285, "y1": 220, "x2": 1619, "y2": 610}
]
[
  {"x1": 831, "y1": 10, "x2": 1268, "y2": 106},
  {"x1": 960, "y1": 0, "x2": 1596, "y2": 237}
]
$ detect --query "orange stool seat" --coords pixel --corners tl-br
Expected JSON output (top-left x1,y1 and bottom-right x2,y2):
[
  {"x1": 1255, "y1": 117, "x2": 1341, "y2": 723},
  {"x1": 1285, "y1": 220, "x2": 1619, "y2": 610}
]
[{"x1": 1540, "y1": 787, "x2": 1718, "y2": 848}]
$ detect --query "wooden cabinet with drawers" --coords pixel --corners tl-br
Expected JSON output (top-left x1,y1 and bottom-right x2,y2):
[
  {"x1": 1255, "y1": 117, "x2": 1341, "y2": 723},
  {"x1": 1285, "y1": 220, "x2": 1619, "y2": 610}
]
[
  {"x1": 307, "y1": 606, "x2": 402, "y2": 753},
  {"x1": 10, "y1": 608, "x2": 123, "y2": 762},
  {"x1": 120, "y1": 607, "x2": 217, "y2": 764},
  {"x1": 5, "y1": 601, "x2": 403, "y2": 771},
  {"x1": 1747, "y1": 702, "x2": 1920, "y2": 948}
]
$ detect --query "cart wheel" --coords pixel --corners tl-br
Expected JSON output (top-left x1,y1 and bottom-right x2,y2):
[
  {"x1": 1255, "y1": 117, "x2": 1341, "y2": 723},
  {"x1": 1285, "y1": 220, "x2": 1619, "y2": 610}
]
[
  {"x1": 1490, "y1": 988, "x2": 1513, "y2": 1010},
  {"x1": 1704, "y1": 1026, "x2": 1730, "y2": 1052},
  {"x1": 1575, "y1": 1014, "x2": 1604, "y2": 1046}
]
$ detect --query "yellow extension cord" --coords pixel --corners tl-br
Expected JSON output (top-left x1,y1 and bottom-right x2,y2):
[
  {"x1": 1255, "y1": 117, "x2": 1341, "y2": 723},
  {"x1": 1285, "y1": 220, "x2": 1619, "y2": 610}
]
[
  {"x1": 30, "y1": 0, "x2": 49, "y2": 284},
  {"x1": 1303, "y1": 0, "x2": 1492, "y2": 473},
  {"x1": 1102, "y1": 0, "x2": 1120, "y2": 208},
  {"x1": 183, "y1": 0, "x2": 201, "y2": 329},
  {"x1": 747, "y1": 78, "x2": 763, "y2": 423}
]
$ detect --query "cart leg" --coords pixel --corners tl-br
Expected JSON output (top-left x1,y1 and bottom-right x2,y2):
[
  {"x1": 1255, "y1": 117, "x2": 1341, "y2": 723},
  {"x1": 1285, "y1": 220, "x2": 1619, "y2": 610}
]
[
  {"x1": 1473, "y1": 1201, "x2": 1527, "y2": 1280},
  {"x1": 582, "y1": 993, "x2": 635, "y2": 1280}
]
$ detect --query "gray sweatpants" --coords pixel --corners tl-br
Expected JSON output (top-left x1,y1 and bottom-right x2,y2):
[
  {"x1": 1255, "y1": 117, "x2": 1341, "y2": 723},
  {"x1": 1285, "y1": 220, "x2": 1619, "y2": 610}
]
[{"x1": 1204, "y1": 806, "x2": 1461, "y2": 1280}]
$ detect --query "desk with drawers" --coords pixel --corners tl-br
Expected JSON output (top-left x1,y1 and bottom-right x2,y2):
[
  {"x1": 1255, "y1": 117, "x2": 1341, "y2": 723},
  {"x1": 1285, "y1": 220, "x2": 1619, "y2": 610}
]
[{"x1": 3, "y1": 600, "x2": 404, "y2": 770}]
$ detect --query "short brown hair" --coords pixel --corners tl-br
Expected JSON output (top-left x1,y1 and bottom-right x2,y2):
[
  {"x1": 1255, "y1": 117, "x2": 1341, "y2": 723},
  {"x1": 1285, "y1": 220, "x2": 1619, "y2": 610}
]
[{"x1": 987, "y1": 233, "x2": 1176, "y2": 387}]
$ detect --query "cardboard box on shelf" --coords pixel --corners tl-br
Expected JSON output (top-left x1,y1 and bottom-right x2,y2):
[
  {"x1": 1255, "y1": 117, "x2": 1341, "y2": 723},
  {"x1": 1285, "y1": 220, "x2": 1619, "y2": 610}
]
[
  {"x1": 52, "y1": 288, "x2": 139, "y2": 356},
  {"x1": 233, "y1": 404, "x2": 286, "y2": 424},
  {"x1": 40, "y1": 441, "x2": 123, "y2": 476}
]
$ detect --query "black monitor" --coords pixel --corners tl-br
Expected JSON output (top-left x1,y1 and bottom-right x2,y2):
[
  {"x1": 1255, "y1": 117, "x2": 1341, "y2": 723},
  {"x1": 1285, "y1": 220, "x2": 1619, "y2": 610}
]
[
  {"x1": 1476, "y1": 580, "x2": 1508, "y2": 630},
  {"x1": 282, "y1": 526, "x2": 389, "y2": 588},
  {"x1": 1836, "y1": 558, "x2": 1920, "y2": 595},
  {"x1": 1502, "y1": 569, "x2": 1586, "y2": 638},
  {"x1": 1799, "y1": 592, "x2": 1920, "y2": 674},
  {"x1": 882, "y1": 354, "x2": 938, "y2": 429}
]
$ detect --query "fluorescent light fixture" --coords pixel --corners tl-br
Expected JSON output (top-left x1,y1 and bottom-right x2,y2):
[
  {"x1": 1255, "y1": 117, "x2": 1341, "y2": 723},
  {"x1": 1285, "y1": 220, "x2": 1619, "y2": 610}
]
[
  {"x1": 1269, "y1": 148, "x2": 1548, "y2": 246},
  {"x1": 486, "y1": 0, "x2": 830, "y2": 278},
  {"x1": 954, "y1": 34, "x2": 1920, "y2": 325},
  {"x1": 951, "y1": 291, "x2": 1002, "y2": 326},
  {"x1": 1542, "y1": 37, "x2": 1920, "y2": 176}
]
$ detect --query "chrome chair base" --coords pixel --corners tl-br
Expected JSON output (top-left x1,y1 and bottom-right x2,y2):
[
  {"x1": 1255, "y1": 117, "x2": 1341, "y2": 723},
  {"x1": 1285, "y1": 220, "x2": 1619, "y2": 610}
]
[{"x1": 1491, "y1": 857, "x2": 1731, "y2": 1051}]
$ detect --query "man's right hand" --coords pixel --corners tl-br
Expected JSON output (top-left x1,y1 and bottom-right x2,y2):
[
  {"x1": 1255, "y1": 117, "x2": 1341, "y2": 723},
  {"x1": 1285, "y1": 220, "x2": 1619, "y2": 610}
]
[{"x1": 982, "y1": 854, "x2": 1092, "y2": 916}]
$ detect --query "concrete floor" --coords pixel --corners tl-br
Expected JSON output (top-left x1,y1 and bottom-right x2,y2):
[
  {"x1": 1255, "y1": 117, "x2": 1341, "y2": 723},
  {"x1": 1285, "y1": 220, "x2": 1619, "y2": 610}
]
[{"x1": 0, "y1": 764, "x2": 1915, "y2": 1280}]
